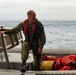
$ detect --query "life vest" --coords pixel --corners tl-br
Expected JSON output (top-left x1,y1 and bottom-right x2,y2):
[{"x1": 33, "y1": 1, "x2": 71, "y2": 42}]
[
  {"x1": 24, "y1": 18, "x2": 43, "y2": 41},
  {"x1": 41, "y1": 54, "x2": 76, "y2": 70},
  {"x1": 54, "y1": 54, "x2": 76, "y2": 70}
]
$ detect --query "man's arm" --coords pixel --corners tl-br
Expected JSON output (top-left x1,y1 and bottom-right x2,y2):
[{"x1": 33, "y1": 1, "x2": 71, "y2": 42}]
[
  {"x1": 5, "y1": 22, "x2": 24, "y2": 34},
  {"x1": 38, "y1": 26, "x2": 46, "y2": 49}
]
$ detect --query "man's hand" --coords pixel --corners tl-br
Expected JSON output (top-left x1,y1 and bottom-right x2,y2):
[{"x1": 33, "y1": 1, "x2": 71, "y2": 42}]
[
  {"x1": 0, "y1": 31, "x2": 5, "y2": 34},
  {"x1": 4, "y1": 31, "x2": 11, "y2": 35},
  {"x1": 38, "y1": 48, "x2": 42, "y2": 54}
]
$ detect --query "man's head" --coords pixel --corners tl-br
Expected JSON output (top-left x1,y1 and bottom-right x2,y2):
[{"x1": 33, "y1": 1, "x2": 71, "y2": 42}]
[{"x1": 27, "y1": 10, "x2": 36, "y2": 23}]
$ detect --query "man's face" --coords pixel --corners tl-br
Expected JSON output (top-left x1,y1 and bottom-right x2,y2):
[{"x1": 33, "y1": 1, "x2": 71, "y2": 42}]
[{"x1": 28, "y1": 14, "x2": 35, "y2": 23}]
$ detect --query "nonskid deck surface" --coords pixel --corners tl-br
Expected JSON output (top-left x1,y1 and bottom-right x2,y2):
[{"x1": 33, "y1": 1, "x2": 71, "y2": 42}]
[
  {"x1": 0, "y1": 69, "x2": 20, "y2": 75},
  {"x1": 26, "y1": 70, "x2": 76, "y2": 75},
  {"x1": 0, "y1": 69, "x2": 76, "y2": 75}
]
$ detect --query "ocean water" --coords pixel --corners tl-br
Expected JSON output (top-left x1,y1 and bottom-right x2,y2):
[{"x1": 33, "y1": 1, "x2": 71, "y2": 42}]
[{"x1": 0, "y1": 20, "x2": 76, "y2": 49}]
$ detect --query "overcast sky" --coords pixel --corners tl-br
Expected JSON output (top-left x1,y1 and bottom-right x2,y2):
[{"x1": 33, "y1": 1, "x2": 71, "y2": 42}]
[{"x1": 0, "y1": 0, "x2": 76, "y2": 21}]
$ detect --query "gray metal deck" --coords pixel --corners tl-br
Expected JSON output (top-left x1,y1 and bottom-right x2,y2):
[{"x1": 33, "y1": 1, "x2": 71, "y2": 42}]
[
  {"x1": 0, "y1": 69, "x2": 20, "y2": 75},
  {"x1": 0, "y1": 53, "x2": 33, "y2": 70},
  {"x1": 0, "y1": 69, "x2": 76, "y2": 75},
  {"x1": 0, "y1": 49, "x2": 76, "y2": 75}
]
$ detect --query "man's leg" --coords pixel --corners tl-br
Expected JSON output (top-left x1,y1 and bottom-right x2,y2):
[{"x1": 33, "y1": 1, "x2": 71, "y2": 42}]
[
  {"x1": 32, "y1": 47, "x2": 42, "y2": 70},
  {"x1": 21, "y1": 42, "x2": 30, "y2": 72}
]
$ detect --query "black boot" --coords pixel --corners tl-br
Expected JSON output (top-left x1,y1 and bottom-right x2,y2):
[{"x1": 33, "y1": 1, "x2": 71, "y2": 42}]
[{"x1": 21, "y1": 61, "x2": 26, "y2": 73}]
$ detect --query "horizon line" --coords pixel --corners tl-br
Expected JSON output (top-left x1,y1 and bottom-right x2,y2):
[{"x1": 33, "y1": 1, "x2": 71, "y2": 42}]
[{"x1": 0, "y1": 19, "x2": 76, "y2": 21}]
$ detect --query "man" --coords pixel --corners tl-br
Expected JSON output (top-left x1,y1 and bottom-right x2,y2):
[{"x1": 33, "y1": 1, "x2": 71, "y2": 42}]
[{"x1": 5, "y1": 10, "x2": 46, "y2": 72}]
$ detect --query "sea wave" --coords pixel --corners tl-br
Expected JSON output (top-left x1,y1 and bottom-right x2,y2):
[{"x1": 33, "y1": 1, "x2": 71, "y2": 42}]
[{"x1": 0, "y1": 20, "x2": 76, "y2": 49}]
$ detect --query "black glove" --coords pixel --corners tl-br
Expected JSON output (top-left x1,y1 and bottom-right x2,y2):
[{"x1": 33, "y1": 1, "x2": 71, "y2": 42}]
[{"x1": 5, "y1": 31, "x2": 11, "y2": 35}]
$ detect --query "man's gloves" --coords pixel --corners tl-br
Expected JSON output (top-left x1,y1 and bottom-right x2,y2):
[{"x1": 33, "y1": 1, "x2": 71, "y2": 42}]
[{"x1": 38, "y1": 48, "x2": 42, "y2": 53}]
